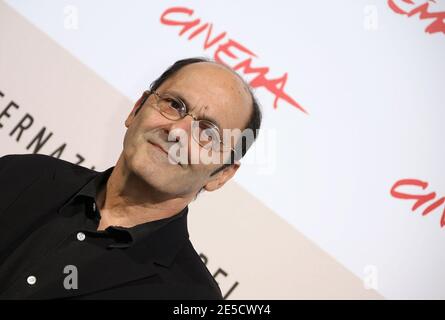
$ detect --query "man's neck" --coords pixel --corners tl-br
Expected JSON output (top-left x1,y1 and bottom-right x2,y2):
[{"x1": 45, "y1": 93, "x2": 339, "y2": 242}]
[{"x1": 95, "y1": 157, "x2": 190, "y2": 231}]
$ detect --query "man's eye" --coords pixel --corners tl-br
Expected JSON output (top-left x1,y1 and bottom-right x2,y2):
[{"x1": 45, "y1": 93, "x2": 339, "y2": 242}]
[{"x1": 166, "y1": 98, "x2": 183, "y2": 111}]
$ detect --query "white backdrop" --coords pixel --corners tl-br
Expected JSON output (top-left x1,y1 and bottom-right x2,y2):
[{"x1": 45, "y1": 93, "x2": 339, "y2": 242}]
[{"x1": 1, "y1": 0, "x2": 445, "y2": 299}]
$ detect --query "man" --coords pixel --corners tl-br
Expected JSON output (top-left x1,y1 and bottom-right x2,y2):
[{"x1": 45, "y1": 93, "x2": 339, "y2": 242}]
[{"x1": 0, "y1": 57, "x2": 261, "y2": 299}]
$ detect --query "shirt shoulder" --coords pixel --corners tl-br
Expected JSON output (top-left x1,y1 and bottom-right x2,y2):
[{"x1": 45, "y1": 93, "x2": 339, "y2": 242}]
[
  {"x1": 0, "y1": 154, "x2": 97, "y2": 205},
  {"x1": 171, "y1": 240, "x2": 224, "y2": 300},
  {"x1": 0, "y1": 153, "x2": 94, "y2": 180},
  {"x1": 0, "y1": 153, "x2": 74, "y2": 173}
]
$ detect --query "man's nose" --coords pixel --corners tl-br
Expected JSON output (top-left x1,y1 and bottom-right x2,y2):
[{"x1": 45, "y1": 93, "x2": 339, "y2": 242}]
[{"x1": 166, "y1": 116, "x2": 194, "y2": 146}]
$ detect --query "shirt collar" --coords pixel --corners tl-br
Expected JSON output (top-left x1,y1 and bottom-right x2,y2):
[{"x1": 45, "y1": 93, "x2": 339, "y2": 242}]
[
  {"x1": 76, "y1": 166, "x2": 114, "y2": 200},
  {"x1": 58, "y1": 166, "x2": 113, "y2": 215},
  {"x1": 106, "y1": 206, "x2": 188, "y2": 249},
  {"x1": 63, "y1": 166, "x2": 189, "y2": 249}
]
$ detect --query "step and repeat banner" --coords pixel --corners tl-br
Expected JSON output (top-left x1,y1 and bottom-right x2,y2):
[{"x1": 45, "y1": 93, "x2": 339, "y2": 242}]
[{"x1": 1, "y1": 0, "x2": 444, "y2": 299}]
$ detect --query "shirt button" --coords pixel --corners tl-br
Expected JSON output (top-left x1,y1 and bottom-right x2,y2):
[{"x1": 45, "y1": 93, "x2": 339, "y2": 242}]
[
  {"x1": 76, "y1": 232, "x2": 86, "y2": 241},
  {"x1": 27, "y1": 275, "x2": 37, "y2": 285}
]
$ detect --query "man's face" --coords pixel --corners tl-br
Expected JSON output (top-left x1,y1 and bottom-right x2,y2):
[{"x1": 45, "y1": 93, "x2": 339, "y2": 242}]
[{"x1": 122, "y1": 62, "x2": 252, "y2": 198}]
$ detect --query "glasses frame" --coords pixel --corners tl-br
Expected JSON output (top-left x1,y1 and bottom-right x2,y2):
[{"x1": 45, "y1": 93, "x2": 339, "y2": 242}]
[{"x1": 140, "y1": 90, "x2": 239, "y2": 163}]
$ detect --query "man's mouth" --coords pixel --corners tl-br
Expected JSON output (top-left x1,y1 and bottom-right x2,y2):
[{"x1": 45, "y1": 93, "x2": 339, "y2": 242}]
[{"x1": 151, "y1": 142, "x2": 168, "y2": 155}]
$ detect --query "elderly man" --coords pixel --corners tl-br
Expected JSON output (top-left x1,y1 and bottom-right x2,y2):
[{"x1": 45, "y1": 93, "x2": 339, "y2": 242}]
[{"x1": 0, "y1": 57, "x2": 261, "y2": 299}]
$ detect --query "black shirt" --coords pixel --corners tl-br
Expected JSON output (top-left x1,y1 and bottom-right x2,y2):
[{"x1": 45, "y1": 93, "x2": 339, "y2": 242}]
[{"x1": 0, "y1": 154, "x2": 222, "y2": 300}]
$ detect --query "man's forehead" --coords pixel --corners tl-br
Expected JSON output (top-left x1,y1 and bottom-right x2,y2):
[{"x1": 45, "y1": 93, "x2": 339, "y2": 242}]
[
  {"x1": 165, "y1": 62, "x2": 248, "y2": 94},
  {"x1": 159, "y1": 62, "x2": 252, "y2": 130}
]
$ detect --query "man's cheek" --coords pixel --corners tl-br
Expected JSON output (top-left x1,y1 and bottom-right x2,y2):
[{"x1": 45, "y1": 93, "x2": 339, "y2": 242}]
[{"x1": 141, "y1": 108, "x2": 167, "y2": 127}]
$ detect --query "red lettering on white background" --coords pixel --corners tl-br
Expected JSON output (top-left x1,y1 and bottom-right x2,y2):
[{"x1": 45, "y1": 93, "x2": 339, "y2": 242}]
[
  {"x1": 160, "y1": 7, "x2": 308, "y2": 114},
  {"x1": 388, "y1": 0, "x2": 445, "y2": 34},
  {"x1": 390, "y1": 178, "x2": 445, "y2": 228}
]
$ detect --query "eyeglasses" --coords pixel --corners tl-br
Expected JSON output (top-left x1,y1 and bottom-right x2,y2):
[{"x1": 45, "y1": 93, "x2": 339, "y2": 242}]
[{"x1": 140, "y1": 90, "x2": 238, "y2": 161}]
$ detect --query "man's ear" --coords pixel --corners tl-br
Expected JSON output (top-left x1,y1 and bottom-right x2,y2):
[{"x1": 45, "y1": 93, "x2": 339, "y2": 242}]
[
  {"x1": 203, "y1": 161, "x2": 241, "y2": 192},
  {"x1": 125, "y1": 92, "x2": 147, "y2": 128}
]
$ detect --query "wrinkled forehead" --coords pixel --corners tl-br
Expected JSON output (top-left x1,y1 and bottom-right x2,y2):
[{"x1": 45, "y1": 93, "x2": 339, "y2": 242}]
[{"x1": 157, "y1": 62, "x2": 252, "y2": 132}]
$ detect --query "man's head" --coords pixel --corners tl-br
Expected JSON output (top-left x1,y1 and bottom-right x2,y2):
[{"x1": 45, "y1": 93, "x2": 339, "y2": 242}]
[{"x1": 122, "y1": 57, "x2": 261, "y2": 200}]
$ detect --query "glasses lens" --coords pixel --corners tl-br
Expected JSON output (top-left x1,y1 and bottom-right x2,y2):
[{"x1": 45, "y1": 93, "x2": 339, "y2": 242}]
[
  {"x1": 192, "y1": 120, "x2": 222, "y2": 151},
  {"x1": 158, "y1": 94, "x2": 185, "y2": 120}
]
